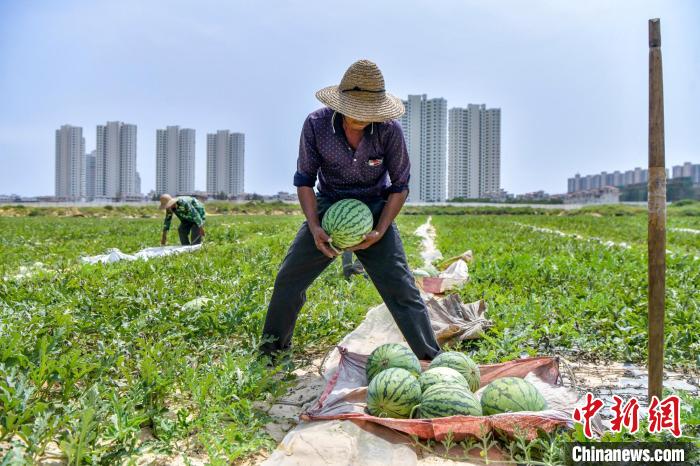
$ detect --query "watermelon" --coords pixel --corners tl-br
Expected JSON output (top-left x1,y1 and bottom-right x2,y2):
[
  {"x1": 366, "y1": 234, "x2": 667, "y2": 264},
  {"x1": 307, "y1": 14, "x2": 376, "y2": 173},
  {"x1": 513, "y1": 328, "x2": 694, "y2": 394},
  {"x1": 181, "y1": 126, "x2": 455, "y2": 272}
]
[
  {"x1": 366, "y1": 368, "x2": 422, "y2": 418},
  {"x1": 322, "y1": 199, "x2": 374, "y2": 249},
  {"x1": 418, "y1": 367, "x2": 469, "y2": 392},
  {"x1": 414, "y1": 383, "x2": 482, "y2": 418},
  {"x1": 428, "y1": 352, "x2": 480, "y2": 392},
  {"x1": 366, "y1": 343, "x2": 421, "y2": 383},
  {"x1": 479, "y1": 377, "x2": 548, "y2": 415}
]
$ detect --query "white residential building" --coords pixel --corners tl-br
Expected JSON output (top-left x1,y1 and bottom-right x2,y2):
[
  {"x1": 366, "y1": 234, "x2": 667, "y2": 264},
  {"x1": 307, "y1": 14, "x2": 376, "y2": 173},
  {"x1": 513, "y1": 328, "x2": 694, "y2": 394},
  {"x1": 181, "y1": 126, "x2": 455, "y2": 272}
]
[
  {"x1": 448, "y1": 104, "x2": 501, "y2": 199},
  {"x1": 85, "y1": 150, "x2": 96, "y2": 200},
  {"x1": 670, "y1": 162, "x2": 700, "y2": 183},
  {"x1": 95, "y1": 121, "x2": 138, "y2": 200},
  {"x1": 55, "y1": 125, "x2": 85, "y2": 200},
  {"x1": 479, "y1": 107, "x2": 501, "y2": 197},
  {"x1": 156, "y1": 126, "x2": 195, "y2": 196},
  {"x1": 399, "y1": 95, "x2": 447, "y2": 202},
  {"x1": 206, "y1": 130, "x2": 244, "y2": 196}
]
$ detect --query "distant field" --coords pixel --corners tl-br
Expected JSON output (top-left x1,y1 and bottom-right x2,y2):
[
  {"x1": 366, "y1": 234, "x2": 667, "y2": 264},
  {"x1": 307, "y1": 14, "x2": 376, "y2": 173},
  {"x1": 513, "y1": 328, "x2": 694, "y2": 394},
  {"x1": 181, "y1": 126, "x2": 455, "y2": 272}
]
[{"x1": 0, "y1": 205, "x2": 697, "y2": 463}]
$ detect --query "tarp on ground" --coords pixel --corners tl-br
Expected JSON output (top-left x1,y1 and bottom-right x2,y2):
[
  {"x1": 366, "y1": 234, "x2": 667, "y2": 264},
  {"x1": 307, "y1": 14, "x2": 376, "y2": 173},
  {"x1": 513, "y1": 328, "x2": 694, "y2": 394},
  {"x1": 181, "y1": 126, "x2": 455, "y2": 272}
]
[
  {"x1": 262, "y1": 298, "x2": 596, "y2": 466},
  {"x1": 320, "y1": 296, "x2": 492, "y2": 379},
  {"x1": 80, "y1": 245, "x2": 202, "y2": 264}
]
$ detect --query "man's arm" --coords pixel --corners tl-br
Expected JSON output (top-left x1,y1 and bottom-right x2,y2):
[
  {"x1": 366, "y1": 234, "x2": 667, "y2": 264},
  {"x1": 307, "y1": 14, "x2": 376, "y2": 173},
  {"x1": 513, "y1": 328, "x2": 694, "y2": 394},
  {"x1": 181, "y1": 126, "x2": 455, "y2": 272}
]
[
  {"x1": 294, "y1": 116, "x2": 336, "y2": 258},
  {"x1": 161, "y1": 211, "x2": 173, "y2": 245},
  {"x1": 298, "y1": 186, "x2": 337, "y2": 258},
  {"x1": 348, "y1": 190, "x2": 407, "y2": 251},
  {"x1": 375, "y1": 190, "x2": 408, "y2": 234}
]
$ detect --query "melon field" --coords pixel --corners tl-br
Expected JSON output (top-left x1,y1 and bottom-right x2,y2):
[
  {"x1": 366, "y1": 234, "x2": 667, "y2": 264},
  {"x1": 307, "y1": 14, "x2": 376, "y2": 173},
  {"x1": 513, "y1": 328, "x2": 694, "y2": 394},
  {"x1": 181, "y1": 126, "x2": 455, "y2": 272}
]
[{"x1": 0, "y1": 202, "x2": 698, "y2": 464}]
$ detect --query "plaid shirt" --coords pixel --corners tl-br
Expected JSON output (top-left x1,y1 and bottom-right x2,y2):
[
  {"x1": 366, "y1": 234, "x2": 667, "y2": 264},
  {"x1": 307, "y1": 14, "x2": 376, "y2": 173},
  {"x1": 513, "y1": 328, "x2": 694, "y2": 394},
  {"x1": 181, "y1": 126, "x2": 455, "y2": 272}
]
[
  {"x1": 293, "y1": 107, "x2": 410, "y2": 201},
  {"x1": 163, "y1": 196, "x2": 206, "y2": 232}
]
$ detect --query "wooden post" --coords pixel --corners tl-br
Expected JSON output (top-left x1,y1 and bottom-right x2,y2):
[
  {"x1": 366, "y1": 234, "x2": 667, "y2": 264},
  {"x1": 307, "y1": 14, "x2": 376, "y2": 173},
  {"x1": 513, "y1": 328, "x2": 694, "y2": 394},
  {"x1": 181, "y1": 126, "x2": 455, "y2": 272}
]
[{"x1": 648, "y1": 18, "x2": 665, "y2": 401}]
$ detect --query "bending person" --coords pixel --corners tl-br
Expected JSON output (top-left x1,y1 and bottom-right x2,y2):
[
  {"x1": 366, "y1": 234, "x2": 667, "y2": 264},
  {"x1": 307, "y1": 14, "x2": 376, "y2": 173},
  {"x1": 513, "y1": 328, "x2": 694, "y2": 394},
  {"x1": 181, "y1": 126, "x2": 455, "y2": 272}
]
[
  {"x1": 159, "y1": 194, "x2": 206, "y2": 246},
  {"x1": 260, "y1": 59, "x2": 441, "y2": 361}
]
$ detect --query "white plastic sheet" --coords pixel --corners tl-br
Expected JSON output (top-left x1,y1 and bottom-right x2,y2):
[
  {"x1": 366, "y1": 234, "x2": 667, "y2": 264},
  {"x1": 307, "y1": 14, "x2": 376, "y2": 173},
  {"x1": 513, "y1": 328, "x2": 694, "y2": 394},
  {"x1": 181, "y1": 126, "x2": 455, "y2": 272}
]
[{"x1": 80, "y1": 245, "x2": 202, "y2": 264}]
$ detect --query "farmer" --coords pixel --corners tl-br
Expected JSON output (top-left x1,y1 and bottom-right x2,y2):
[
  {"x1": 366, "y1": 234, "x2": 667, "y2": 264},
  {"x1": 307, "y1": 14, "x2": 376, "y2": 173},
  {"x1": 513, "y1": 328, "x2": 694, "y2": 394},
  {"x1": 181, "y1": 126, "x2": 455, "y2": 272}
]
[
  {"x1": 260, "y1": 59, "x2": 441, "y2": 361},
  {"x1": 159, "y1": 194, "x2": 206, "y2": 246}
]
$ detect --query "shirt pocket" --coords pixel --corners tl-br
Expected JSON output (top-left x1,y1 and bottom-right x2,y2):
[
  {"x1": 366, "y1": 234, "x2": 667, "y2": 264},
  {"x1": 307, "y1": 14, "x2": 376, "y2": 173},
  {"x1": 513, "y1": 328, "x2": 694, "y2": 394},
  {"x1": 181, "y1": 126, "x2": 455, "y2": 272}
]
[
  {"x1": 359, "y1": 154, "x2": 387, "y2": 182},
  {"x1": 366, "y1": 156, "x2": 385, "y2": 168}
]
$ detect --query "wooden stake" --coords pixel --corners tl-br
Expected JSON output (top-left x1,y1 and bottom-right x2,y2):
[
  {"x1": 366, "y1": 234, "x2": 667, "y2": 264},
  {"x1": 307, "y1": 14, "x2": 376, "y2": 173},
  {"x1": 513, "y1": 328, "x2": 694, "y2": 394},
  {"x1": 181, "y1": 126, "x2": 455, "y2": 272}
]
[{"x1": 648, "y1": 18, "x2": 665, "y2": 401}]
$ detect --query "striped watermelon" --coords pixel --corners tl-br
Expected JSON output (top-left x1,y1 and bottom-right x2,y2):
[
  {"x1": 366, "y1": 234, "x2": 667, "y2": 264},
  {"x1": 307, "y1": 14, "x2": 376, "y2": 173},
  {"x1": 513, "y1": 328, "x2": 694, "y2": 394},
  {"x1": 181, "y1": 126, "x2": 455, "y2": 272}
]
[
  {"x1": 414, "y1": 383, "x2": 482, "y2": 418},
  {"x1": 418, "y1": 367, "x2": 469, "y2": 392},
  {"x1": 366, "y1": 343, "x2": 421, "y2": 383},
  {"x1": 322, "y1": 199, "x2": 373, "y2": 249},
  {"x1": 366, "y1": 368, "x2": 422, "y2": 418},
  {"x1": 428, "y1": 352, "x2": 480, "y2": 392},
  {"x1": 480, "y1": 377, "x2": 548, "y2": 415}
]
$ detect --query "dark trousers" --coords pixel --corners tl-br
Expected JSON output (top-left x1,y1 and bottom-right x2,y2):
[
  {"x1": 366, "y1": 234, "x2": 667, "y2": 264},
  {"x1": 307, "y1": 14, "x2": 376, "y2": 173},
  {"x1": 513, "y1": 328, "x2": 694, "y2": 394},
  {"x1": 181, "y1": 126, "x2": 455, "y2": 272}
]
[
  {"x1": 178, "y1": 221, "x2": 202, "y2": 245},
  {"x1": 261, "y1": 196, "x2": 441, "y2": 360}
]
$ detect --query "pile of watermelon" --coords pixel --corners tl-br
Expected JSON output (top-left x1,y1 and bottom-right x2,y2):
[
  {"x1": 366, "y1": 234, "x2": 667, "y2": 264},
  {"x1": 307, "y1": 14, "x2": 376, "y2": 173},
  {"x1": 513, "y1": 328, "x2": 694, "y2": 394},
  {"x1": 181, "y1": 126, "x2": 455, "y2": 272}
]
[{"x1": 365, "y1": 344, "x2": 547, "y2": 419}]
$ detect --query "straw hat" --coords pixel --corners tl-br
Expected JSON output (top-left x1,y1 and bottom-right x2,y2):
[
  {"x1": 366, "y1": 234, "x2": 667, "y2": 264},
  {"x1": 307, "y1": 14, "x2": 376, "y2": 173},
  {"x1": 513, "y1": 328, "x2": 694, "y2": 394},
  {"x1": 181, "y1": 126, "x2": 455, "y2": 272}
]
[
  {"x1": 315, "y1": 59, "x2": 405, "y2": 122},
  {"x1": 159, "y1": 194, "x2": 177, "y2": 210}
]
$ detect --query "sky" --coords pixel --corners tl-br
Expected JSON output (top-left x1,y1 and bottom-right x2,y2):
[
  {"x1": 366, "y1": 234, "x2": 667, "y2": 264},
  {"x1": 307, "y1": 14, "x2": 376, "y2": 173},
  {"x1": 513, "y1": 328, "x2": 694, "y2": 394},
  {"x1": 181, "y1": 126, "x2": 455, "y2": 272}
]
[{"x1": 0, "y1": 0, "x2": 698, "y2": 197}]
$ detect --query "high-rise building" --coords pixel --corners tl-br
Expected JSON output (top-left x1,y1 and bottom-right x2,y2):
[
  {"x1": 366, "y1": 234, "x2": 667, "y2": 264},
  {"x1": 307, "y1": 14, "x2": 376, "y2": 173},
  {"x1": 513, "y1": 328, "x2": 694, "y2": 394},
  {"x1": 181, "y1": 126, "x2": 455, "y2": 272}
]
[
  {"x1": 55, "y1": 125, "x2": 85, "y2": 200},
  {"x1": 612, "y1": 170, "x2": 623, "y2": 187},
  {"x1": 206, "y1": 130, "x2": 244, "y2": 196},
  {"x1": 448, "y1": 105, "x2": 479, "y2": 199},
  {"x1": 95, "y1": 121, "x2": 138, "y2": 200},
  {"x1": 85, "y1": 149, "x2": 96, "y2": 200},
  {"x1": 399, "y1": 95, "x2": 447, "y2": 202},
  {"x1": 568, "y1": 166, "x2": 656, "y2": 193},
  {"x1": 448, "y1": 104, "x2": 501, "y2": 200},
  {"x1": 156, "y1": 126, "x2": 195, "y2": 196},
  {"x1": 671, "y1": 162, "x2": 700, "y2": 183},
  {"x1": 682, "y1": 162, "x2": 694, "y2": 179},
  {"x1": 479, "y1": 107, "x2": 501, "y2": 198},
  {"x1": 399, "y1": 95, "x2": 422, "y2": 200}
]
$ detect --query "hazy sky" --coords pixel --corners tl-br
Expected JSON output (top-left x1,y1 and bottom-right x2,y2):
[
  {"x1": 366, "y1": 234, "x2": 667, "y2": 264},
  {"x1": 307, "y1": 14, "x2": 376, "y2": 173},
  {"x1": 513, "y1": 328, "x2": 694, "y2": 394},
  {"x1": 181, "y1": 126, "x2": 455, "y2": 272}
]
[{"x1": 1, "y1": 0, "x2": 698, "y2": 196}]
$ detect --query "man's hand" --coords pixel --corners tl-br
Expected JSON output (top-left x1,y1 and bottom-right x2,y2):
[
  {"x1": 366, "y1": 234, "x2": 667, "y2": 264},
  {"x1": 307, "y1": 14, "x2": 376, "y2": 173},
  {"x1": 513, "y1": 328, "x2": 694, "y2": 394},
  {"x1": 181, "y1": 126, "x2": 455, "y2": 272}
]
[
  {"x1": 347, "y1": 229, "x2": 385, "y2": 252},
  {"x1": 311, "y1": 225, "x2": 338, "y2": 259},
  {"x1": 161, "y1": 231, "x2": 167, "y2": 246},
  {"x1": 199, "y1": 226, "x2": 205, "y2": 238}
]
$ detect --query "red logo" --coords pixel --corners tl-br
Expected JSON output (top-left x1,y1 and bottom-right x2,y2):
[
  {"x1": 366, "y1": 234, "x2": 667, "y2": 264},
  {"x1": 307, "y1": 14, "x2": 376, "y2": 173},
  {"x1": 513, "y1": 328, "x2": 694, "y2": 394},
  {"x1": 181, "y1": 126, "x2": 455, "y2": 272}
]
[
  {"x1": 648, "y1": 395, "x2": 682, "y2": 437},
  {"x1": 368, "y1": 158, "x2": 383, "y2": 167},
  {"x1": 610, "y1": 395, "x2": 640, "y2": 434},
  {"x1": 572, "y1": 394, "x2": 683, "y2": 438},
  {"x1": 573, "y1": 392, "x2": 604, "y2": 439}
]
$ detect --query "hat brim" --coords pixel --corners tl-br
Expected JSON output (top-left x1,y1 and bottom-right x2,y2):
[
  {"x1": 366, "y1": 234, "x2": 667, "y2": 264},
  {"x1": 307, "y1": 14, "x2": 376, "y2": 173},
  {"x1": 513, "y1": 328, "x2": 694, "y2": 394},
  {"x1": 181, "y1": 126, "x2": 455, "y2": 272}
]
[{"x1": 315, "y1": 86, "x2": 405, "y2": 122}]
